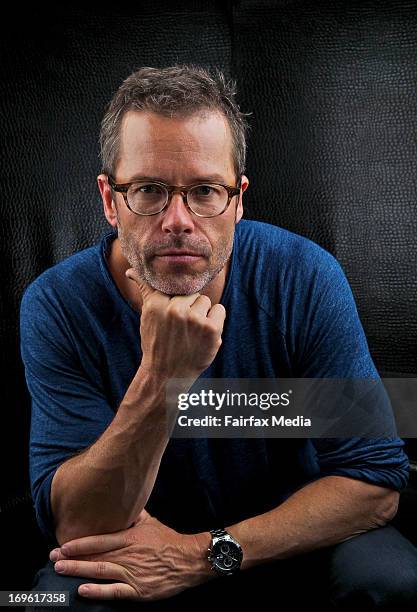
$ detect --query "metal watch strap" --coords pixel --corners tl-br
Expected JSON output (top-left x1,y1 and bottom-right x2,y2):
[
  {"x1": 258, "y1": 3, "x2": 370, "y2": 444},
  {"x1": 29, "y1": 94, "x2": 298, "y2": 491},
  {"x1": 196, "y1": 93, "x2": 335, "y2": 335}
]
[{"x1": 210, "y1": 528, "x2": 228, "y2": 538}]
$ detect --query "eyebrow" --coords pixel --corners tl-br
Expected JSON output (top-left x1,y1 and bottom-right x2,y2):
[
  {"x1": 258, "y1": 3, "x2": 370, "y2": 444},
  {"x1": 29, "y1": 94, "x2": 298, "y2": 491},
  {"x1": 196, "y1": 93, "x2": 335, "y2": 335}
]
[{"x1": 126, "y1": 174, "x2": 229, "y2": 184}]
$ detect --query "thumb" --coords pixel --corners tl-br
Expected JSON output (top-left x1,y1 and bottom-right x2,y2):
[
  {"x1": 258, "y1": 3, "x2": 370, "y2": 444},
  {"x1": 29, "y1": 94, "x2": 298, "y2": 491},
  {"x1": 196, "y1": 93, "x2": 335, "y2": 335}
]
[{"x1": 125, "y1": 268, "x2": 155, "y2": 302}]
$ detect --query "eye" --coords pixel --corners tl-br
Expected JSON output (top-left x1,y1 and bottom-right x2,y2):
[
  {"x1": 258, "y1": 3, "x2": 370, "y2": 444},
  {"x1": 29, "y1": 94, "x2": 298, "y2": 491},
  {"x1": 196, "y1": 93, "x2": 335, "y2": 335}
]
[
  {"x1": 138, "y1": 184, "x2": 163, "y2": 194},
  {"x1": 128, "y1": 183, "x2": 165, "y2": 196},
  {"x1": 193, "y1": 185, "x2": 216, "y2": 196}
]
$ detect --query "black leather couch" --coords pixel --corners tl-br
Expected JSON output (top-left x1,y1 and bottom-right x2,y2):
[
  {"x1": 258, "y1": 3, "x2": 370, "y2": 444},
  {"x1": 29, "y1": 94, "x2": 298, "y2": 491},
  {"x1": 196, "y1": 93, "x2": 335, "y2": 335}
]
[{"x1": 2, "y1": 0, "x2": 416, "y2": 592}]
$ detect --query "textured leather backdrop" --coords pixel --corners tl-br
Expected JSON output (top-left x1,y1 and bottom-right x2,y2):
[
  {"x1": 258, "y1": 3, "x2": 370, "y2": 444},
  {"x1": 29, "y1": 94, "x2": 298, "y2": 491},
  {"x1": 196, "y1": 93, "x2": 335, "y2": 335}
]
[{"x1": 1, "y1": 0, "x2": 416, "y2": 589}]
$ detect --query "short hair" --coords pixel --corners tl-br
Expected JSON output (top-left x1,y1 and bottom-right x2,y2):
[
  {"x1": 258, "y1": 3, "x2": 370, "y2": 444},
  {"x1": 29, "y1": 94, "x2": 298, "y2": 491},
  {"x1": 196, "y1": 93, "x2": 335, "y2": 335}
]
[{"x1": 99, "y1": 64, "x2": 251, "y2": 180}]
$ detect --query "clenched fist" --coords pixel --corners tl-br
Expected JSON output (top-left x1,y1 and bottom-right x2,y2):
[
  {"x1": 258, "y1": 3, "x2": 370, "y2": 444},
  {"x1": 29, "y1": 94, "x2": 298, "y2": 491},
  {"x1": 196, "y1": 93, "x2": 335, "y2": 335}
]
[{"x1": 125, "y1": 269, "x2": 226, "y2": 381}]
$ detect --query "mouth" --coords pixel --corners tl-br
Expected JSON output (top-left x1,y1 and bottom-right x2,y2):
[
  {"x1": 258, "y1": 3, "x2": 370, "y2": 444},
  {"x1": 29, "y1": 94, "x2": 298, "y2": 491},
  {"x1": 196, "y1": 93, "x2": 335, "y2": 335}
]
[{"x1": 154, "y1": 250, "x2": 204, "y2": 264}]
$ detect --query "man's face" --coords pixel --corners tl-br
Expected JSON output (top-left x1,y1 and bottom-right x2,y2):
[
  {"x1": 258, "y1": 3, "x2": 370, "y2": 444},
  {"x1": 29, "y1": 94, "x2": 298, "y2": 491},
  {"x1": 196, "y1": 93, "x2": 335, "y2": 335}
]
[{"x1": 104, "y1": 110, "x2": 247, "y2": 296}]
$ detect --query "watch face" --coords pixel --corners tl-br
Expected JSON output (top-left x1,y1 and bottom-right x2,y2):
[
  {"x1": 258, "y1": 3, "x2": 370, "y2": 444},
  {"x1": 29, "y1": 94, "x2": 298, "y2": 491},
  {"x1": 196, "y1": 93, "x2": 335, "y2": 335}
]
[{"x1": 211, "y1": 539, "x2": 243, "y2": 574}]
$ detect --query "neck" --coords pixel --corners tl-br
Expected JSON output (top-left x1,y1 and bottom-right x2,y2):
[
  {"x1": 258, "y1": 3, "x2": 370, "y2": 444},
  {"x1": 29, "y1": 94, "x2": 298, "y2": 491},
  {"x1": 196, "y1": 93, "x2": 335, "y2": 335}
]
[{"x1": 106, "y1": 237, "x2": 229, "y2": 312}]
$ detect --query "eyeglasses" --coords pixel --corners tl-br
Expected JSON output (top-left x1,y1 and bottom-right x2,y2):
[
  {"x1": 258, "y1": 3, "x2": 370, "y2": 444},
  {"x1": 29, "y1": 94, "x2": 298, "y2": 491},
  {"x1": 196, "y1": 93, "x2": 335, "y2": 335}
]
[{"x1": 107, "y1": 175, "x2": 241, "y2": 218}]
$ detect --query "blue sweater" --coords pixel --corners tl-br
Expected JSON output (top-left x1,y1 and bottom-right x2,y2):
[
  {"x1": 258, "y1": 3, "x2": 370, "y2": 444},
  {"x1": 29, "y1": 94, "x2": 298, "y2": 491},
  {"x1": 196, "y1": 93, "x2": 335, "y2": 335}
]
[{"x1": 20, "y1": 220, "x2": 408, "y2": 544}]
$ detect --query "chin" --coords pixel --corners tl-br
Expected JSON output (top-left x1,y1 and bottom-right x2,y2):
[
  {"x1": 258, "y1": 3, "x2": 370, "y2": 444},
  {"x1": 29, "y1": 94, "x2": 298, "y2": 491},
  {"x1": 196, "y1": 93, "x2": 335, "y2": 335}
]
[{"x1": 147, "y1": 274, "x2": 211, "y2": 296}]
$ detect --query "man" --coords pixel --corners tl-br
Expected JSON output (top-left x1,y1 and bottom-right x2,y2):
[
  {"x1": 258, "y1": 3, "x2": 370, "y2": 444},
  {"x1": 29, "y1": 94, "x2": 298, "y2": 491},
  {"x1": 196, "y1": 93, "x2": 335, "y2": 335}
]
[{"x1": 20, "y1": 65, "x2": 417, "y2": 610}]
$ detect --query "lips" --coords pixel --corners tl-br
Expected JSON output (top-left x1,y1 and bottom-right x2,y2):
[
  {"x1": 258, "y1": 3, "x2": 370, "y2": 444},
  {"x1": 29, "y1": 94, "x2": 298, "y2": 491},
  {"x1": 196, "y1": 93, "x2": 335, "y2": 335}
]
[
  {"x1": 156, "y1": 250, "x2": 203, "y2": 257},
  {"x1": 154, "y1": 250, "x2": 204, "y2": 265}
]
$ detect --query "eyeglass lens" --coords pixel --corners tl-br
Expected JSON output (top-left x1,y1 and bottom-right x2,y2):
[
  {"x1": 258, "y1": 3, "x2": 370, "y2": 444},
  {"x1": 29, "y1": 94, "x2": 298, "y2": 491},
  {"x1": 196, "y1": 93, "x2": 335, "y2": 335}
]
[{"x1": 126, "y1": 182, "x2": 228, "y2": 216}]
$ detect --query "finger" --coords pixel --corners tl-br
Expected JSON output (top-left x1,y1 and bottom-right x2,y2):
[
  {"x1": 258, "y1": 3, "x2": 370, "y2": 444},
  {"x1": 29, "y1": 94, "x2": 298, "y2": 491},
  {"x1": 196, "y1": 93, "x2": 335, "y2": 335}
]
[
  {"x1": 49, "y1": 548, "x2": 70, "y2": 562},
  {"x1": 125, "y1": 269, "x2": 167, "y2": 304},
  {"x1": 207, "y1": 303, "x2": 226, "y2": 326},
  {"x1": 78, "y1": 582, "x2": 138, "y2": 601},
  {"x1": 168, "y1": 293, "x2": 202, "y2": 309},
  {"x1": 54, "y1": 559, "x2": 124, "y2": 582},
  {"x1": 189, "y1": 294, "x2": 212, "y2": 317},
  {"x1": 60, "y1": 531, "x2": 128, "y2": 557},
  {"x1": 50, "y1": 549, "x2": 105, "y2": 563},
  {"x1": 125, "y1": 268, "x2": 153, "y2": 298}
]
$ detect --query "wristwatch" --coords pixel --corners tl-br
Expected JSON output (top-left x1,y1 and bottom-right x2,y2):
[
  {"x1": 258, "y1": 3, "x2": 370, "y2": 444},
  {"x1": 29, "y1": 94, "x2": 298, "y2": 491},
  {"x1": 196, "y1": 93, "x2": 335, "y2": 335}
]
[{"x1": 207, "y1": 528, "x2": 243, "y2": 576}]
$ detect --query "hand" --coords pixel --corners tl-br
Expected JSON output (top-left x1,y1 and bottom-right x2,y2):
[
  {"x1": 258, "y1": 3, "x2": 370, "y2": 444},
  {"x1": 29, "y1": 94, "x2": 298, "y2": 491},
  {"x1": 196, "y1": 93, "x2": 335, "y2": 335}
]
[
  {"x1": 126, "y1": 270, "x2": 226, "y2": 380},
  {"x1": 49, "y1": 509, "x2": 214, "y2": 602}
]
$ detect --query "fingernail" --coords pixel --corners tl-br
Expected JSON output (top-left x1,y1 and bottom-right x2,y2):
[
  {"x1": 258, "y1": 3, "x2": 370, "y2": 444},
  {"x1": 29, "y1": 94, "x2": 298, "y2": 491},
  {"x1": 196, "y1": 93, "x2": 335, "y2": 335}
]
[
  {"x1": 55, "y1": 562, "x2": 65, "y2": 573},
  {"x1": 49, "y1": 549, "x2": 59, "y2": 562},
  {"x1": 79, "y1": 585, "x2": 90, "y2": 595}
]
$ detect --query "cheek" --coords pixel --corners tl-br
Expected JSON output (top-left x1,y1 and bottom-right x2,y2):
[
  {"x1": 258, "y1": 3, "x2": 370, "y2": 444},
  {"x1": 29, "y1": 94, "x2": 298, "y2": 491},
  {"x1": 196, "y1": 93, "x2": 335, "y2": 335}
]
[
  {"x1": 209, "y1": 226, "x2": 235, "y2": 254},
  {"x1": 122, "y1": 218, "x2": 151, "y2": 241}
]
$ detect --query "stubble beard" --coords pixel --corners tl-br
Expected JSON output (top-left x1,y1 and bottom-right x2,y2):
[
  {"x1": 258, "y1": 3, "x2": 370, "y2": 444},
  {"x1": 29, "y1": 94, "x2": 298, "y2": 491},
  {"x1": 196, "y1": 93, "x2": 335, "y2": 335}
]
[{"x1": 117, "y1": 222, "x2": 234, "y2": 296}]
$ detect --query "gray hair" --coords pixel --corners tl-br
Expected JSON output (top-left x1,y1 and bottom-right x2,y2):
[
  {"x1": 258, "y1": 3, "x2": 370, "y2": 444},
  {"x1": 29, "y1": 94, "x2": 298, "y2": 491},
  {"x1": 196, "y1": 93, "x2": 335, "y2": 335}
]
[{"x1": 99, "y1": 64, "x2": 251, "y2": 180}]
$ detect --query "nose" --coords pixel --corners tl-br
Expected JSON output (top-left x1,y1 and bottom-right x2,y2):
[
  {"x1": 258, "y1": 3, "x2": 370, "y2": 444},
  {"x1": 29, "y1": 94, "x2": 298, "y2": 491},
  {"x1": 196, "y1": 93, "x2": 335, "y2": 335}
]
[{"x1": 160, "y1": 191, "x2": 195, "y2": 234}]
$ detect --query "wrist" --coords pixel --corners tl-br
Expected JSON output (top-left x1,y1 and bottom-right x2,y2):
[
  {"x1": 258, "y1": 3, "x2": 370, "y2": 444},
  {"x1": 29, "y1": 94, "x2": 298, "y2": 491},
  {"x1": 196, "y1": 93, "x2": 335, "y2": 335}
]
[
  {"x1": 139, "y1": 348, "x2": 206, "y2": 385},
  {"x1": 186, "y1": 532, "x2": 217, "y2": 584},
  {"x1": 135, "y1": 363, "x2": 169, "y2": 386},
  {"x1": 226, "y1": 524, "x2": 256, "y2": 571},
  {"x1": 136, "y1": 363, "x2": 197, "y2": 396}
]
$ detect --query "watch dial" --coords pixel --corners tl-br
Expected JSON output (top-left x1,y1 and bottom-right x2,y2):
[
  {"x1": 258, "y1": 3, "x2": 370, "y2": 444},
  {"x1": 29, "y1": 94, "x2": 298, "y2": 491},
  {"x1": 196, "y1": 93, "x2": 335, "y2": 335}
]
[{"x1": 213, "y1": 540, "x2": 242, "y2": 572}]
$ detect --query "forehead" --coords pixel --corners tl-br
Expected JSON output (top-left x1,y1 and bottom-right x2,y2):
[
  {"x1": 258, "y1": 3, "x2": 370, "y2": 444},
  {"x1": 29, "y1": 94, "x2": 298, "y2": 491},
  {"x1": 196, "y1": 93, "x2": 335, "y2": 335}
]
[{"x1": 116, "y1": 110, "x2": 234, "y2": 179}]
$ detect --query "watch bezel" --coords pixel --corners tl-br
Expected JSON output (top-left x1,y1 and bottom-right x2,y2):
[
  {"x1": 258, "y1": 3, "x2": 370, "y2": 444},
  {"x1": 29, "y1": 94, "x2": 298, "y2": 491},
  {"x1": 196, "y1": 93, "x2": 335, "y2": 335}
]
[{"x1": 208, "y1": 531, "x2": 243, "y2": 576}]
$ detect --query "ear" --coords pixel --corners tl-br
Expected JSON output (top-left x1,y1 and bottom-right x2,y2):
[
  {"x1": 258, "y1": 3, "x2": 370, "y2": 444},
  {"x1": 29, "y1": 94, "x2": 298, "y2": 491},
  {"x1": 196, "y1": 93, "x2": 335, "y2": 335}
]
[
  {"x1": 235, "y1": 175, "x2": 249, "y2": 224},
  {"x1": 98, "y1": 174, "x2": 118, "y2": 228}
]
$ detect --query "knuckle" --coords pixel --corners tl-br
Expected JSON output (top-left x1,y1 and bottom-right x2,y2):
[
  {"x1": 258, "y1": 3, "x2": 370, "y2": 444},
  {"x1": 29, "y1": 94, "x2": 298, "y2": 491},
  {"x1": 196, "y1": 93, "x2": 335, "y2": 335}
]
[
  {"x1": 167, "y1": 305, "x2": 185, "y2": 320},
  {"x1": 203, "y1": 321, "x2": 219, "y2": 336},
  {"x1": 63, "y1": 561, "x2": 77, "y2": 575},
  {"x1": 212, "y1": 304, "x2": 226, "y2": 318},
  {"x1": 96, "y1": 535, "x2": 107, "y2": 549},
  {"x1": 188, "y1": 311, "x2": 202, "y2": 325},
  {"x1": 113, "y1": 586, "x2": 125, "y2": 600},
  {"x1": 96, "y1": 561, "x2": 107, "y2": 577},
  {"x1": 143, "y1": 304, "x2": 157, "y2": 317},
  {"x1": 198, "y1": 294, "x2": 212, "y2": 307},
  {"x1": 123, "y1": 533, "x2": 133, "y2": 547}
]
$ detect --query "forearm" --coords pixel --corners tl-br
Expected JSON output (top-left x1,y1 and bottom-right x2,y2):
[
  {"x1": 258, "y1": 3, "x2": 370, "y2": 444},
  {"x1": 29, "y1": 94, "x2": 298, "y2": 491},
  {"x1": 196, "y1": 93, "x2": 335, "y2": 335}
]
[
  {"x1": 194, "y1": 476, "x2": 399, "y2": 573},
  {"x1": 229, "y1": 476, "x2": 399, "y2": 569},
  {"x1": 51, "y1": 367, "x2": 175, "y2": 544}
]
